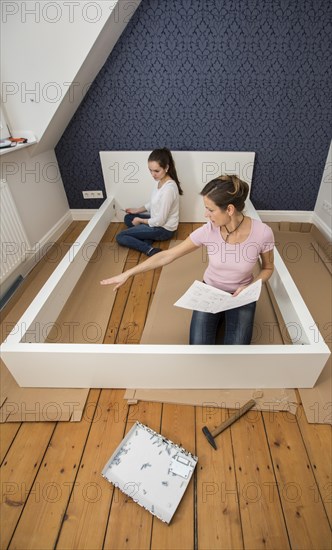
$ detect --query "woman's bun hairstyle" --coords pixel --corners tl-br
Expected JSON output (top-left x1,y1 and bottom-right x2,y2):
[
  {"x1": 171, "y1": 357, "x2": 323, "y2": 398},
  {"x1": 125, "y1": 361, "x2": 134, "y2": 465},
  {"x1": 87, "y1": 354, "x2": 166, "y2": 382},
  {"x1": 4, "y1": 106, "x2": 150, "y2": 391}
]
[{"x1": 201, "y1": 174, "x2": 249, "y2": 212}]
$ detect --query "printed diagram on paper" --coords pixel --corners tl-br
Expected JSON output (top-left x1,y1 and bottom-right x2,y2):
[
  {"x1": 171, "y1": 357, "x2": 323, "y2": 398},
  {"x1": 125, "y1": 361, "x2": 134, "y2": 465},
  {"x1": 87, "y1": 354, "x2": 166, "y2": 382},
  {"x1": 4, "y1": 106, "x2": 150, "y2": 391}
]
[
  {"x1": 102, "y1": 422, "x2": 197, "y2": 524},
  {"x1": 174, "y1": 279, "x2": 262, "y2": 313}
]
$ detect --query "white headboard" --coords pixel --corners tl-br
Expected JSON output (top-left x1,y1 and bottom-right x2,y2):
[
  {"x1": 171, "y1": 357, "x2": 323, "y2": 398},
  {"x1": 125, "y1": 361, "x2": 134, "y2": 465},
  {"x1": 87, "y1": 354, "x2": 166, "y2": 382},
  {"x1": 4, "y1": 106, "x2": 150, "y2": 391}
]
[{"x1": 100, "y1": 151, "x2": 255, "y2": 222}]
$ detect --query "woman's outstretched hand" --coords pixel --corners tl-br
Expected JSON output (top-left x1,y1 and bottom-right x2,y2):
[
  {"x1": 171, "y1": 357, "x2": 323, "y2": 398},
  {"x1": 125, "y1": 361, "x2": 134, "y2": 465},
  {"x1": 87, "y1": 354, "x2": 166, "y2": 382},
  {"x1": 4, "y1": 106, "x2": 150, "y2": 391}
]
[{"x1": 100, "y1": 272, "x2": 129, "y2": 291}]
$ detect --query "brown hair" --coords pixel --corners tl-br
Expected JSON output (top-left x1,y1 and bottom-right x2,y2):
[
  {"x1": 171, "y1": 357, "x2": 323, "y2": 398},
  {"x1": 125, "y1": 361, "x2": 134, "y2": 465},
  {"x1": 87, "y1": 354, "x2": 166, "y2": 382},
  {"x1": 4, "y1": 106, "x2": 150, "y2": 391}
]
[
  {"x1": 148, "y1": 148, "x2": 183, "y2": 195},
  {"x1": 200, "y1": 174, "x2": 249, "y2": 212}
]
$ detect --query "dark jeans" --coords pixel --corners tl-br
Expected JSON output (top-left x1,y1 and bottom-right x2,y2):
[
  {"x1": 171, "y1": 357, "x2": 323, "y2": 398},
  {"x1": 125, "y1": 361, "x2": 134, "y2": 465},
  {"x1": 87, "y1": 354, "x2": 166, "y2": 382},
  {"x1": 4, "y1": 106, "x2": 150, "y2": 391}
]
[
  {"x1": 116, "y1": 213, "x2": 174, "y2": 255},
  {"x1": 189, "y1": 301, "x2": 257, "y2": 345}
]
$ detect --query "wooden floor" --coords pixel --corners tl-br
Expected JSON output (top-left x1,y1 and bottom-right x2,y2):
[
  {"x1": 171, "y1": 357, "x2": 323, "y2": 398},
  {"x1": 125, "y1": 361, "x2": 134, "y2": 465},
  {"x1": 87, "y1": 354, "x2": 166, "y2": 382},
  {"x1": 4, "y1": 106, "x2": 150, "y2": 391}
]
[{"x1": 1, "y1": 221, "x2": 331, "y2": 550}]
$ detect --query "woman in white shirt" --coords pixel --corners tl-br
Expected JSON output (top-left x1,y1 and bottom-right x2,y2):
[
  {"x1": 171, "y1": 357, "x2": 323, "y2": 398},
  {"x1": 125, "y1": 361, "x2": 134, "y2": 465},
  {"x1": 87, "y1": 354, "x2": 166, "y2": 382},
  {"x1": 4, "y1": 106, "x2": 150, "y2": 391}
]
[{"x1": 116, "y1": 148, "x2": 183, "y2": 256}]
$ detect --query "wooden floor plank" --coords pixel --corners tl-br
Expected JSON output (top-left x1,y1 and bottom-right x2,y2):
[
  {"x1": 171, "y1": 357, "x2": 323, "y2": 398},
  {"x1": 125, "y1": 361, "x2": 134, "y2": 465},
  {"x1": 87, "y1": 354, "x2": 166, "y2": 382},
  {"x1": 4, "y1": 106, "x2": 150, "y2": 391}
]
[
  {"x1": 103, "y1": 249, "x2": 140, "y2": 344},
  {"x1": 266, "y1": 222, "x2": 280, "y2": 233},
  {"x1": 290, "y1": 222, "x2": 302, "y2": 232},
  {"x1": 63, "y1": 221, "x2": 88, "y2": 243},
  {"x1": 175, "y1": 223, "x2": 193, "y2": 240},
  {"x1": 116, "y1": 255, "x2": 155, "y2": 344},
  {"x1": 296, "y1": 403, "x2": 332, "y2": 525},
  {"x1": 8, "y1": 390, "x2": 100, "y2": 550},
  {"x1": 46, "y1": 244, "x2": 127, "y2": 344},
  {"x1": 101, "y1": 222, "x2": 121, "y2": 243},
  {"x1": 230, "y1": 409, "x2": 290, "y2": 549},
  {"x1": 55, "y1": 389, "x2": 128, "y2": 550},
  {"x1": 0, "y1": 422, "x2": 21, "y2": 463},
  {"x1": 1, "y1": 423, "x2": 55, "y2": 548},
  {"x1": 151, "y1": 404, "x2": 196, "y2": 550},
  {"x1": 263, "y1": 411, "x2": 332, "y2": 549},
  {"x1": 196, "y1": 406, "x2": 243, "y2": 550},
  {"x1": 150, "y1": 404, "x2": 196, "y2": 550},
  {"x1": 146, "y1": 237, "x2": 176, "y2": 312},
  {"x1": 103, "y1": 401, "x2": 162, "y2": 550}
]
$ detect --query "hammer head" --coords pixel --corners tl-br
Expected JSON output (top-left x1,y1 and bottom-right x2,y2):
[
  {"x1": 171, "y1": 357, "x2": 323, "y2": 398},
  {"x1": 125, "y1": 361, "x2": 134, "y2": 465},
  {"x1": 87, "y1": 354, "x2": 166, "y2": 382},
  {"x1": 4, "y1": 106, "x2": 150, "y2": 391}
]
[{"x1": 202, "y1": 426, "x2": 217, "y2": 450}]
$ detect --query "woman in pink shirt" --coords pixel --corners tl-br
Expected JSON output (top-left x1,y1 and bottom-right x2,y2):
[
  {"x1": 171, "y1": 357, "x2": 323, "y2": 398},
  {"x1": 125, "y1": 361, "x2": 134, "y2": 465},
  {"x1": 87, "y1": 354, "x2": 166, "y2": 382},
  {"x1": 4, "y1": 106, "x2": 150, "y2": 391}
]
[{"x1": 101, "y1": 175, "x2": 274, "y2": 345}]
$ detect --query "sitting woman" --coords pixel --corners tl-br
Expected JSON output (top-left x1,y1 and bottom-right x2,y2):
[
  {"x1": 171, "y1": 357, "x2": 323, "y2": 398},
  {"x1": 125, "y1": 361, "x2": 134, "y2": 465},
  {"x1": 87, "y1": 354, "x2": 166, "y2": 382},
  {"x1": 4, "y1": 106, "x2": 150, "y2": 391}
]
[
  {"x1": 102, "y1": 174, "x2": 274, "y2": 345},
  {"x1": 116, "y1": 148, "x2": 183, "y2": 257}
]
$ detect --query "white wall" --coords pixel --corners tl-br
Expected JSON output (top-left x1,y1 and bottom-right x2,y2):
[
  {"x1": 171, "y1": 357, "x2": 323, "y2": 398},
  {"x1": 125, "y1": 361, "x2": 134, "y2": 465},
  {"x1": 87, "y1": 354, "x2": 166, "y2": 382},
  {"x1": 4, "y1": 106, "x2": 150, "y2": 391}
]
[
  {"x1": 1, "y1": 147, "x2": 70, "y2": 245},
  {"x1": 314, "y1": 141, "x2": 332, "y2": 240},
  {"x1": 0, "y1": 0, "x2": 137, "y2": 141},
  {"x1": 0, "y1": 146, "x2": 71, "y2": 298}
]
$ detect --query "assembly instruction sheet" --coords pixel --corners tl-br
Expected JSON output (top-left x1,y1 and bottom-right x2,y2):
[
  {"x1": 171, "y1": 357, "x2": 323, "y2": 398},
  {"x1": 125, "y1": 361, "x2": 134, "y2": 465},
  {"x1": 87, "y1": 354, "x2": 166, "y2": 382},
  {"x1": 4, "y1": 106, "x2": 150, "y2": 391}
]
[
  {"x1": 174, "y1": 279, "x2": 262, "y2": 313},
  {"x1": 102, "y1": 422, "x2": 197, "y2": 524}
]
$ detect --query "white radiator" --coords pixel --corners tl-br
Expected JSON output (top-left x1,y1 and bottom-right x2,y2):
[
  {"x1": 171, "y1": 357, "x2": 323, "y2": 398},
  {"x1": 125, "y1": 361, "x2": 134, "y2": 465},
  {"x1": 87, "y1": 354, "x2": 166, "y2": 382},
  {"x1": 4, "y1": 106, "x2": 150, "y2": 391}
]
[{"x1": 0, "y1": 179, "x2": 31, "y2": 282}]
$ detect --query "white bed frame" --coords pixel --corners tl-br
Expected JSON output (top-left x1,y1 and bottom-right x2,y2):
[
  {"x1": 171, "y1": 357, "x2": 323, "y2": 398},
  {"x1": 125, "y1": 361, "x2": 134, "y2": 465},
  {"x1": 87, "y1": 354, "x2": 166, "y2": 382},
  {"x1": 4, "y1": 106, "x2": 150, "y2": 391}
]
[{"x1": 1, "y1": 152, "x2": 330, "y2": 388}]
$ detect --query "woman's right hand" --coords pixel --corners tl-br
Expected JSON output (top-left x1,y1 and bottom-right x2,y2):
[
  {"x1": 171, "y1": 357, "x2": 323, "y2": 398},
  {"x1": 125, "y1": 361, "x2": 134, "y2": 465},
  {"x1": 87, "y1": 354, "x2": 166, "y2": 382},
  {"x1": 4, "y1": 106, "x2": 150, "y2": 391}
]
[
  {"x1": 125, "y1": 208, "x2": 139, "y2": 214},
  {"x1": 100, "y1": 272, "x2": 129, "y2": 291}
]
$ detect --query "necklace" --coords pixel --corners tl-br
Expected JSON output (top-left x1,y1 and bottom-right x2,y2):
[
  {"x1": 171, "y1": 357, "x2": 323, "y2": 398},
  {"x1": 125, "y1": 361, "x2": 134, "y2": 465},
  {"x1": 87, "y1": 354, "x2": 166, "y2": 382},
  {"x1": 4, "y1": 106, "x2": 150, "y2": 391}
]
[{"x1": 224, "y1": 215, "x2": 245, "y2": 242}]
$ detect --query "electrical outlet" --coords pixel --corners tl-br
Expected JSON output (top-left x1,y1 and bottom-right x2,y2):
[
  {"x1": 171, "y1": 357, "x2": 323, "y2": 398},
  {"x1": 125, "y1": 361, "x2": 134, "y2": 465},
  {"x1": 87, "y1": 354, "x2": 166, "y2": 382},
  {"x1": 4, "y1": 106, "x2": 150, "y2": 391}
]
[
  {"x1": 82, "y1": 190, "x2": 104, "y2": 199},
  {"x1": 322, "y1": 200, "x2": 332, "y2": 215}
]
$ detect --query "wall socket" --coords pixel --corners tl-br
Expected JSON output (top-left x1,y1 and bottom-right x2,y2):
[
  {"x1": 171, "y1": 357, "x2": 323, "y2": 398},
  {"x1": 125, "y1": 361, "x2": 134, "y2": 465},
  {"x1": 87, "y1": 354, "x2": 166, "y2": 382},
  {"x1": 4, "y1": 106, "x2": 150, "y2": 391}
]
[
  {"x1": 82, "y1": 190, "x2": 104, "y2": 199},
  {"x1": 322, "y1": 200, "x2": 332, "y2": 215}
]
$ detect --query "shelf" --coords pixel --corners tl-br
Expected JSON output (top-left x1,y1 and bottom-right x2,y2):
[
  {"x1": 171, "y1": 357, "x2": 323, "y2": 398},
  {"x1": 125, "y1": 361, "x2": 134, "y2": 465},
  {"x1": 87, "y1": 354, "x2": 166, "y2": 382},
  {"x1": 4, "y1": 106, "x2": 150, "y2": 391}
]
[{"x1": 0, "y1": 131, "x2": 37, "y2": 156}]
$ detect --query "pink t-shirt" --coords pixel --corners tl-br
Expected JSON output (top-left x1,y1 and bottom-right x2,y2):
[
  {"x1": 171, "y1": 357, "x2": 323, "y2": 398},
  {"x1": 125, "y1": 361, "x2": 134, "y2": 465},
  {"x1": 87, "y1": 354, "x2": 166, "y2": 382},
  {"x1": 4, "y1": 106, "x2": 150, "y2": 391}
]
[{"x1": 190, "y1": 219, "x2": 274, "y2": 293}]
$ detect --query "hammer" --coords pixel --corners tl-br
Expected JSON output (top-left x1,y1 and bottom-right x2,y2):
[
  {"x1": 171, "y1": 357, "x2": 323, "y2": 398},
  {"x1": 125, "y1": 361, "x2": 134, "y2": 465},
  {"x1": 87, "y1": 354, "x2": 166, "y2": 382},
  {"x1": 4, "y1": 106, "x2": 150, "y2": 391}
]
[{"x1": 202, "y1": 399, "x2": 256, "y2": 450}]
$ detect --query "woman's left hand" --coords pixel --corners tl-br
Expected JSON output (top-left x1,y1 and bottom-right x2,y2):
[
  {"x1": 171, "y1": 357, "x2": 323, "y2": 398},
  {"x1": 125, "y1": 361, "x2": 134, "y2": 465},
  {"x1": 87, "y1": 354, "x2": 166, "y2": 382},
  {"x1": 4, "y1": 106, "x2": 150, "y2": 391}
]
[
  {"x1": 132, "y1": 217, "x2": 142, "y2": 226},
  {"x1": 232, "y1": 285, "x2": 247, "y2": 297},
  {"x1": 100, "y1": 272, "x2": 129, "y2": 290}
]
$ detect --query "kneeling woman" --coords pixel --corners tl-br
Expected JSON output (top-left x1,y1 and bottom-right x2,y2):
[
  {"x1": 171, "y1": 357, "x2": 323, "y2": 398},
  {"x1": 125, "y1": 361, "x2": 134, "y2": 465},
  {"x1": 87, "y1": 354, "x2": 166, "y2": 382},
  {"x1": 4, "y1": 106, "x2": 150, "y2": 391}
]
[
  {"x1": 116, "y1": 148, "x2": 183, "y2": 257},
  {"x1": 102, "y1": 175, "x2": 274, "y2": 345}
]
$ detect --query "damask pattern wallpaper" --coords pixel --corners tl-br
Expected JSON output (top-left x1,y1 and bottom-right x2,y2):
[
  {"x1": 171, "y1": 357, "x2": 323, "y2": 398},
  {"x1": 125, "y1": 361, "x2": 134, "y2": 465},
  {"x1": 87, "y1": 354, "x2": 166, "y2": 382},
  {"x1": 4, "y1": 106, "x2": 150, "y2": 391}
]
[{"x1": 55, "y1": 0, "x2": 331, "y2": 210}]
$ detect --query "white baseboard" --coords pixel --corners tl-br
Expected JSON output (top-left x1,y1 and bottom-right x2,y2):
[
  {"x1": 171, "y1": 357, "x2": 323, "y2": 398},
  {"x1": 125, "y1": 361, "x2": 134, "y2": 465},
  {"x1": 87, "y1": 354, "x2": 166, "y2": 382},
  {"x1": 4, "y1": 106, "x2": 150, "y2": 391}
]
[
  {"x1": 257, "y1": 210, "x2": 314, "y2": 223},
  {"x1": 258, "y1": 210, "x2": 331, "y2": 241},
  {"x1": 312, "y1": 213, "x2": 332, "y2": 241},
  {"x1": 71, "y1": 209, "x2": 98, "y2": 220},
  {"x1": 36, "y1": 210, "x2": 73, "y2": 253},
  {"x1": 22, "y1": 210, "x2": 73, "y2": 277}
]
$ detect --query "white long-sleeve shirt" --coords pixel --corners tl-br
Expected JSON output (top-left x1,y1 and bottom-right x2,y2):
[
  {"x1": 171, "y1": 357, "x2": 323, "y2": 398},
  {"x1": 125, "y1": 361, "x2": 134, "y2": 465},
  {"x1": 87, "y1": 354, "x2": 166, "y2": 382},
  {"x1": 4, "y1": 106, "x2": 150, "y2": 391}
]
[{"x1": 144, "y1": 180, "x2": 180, "y2": 231}]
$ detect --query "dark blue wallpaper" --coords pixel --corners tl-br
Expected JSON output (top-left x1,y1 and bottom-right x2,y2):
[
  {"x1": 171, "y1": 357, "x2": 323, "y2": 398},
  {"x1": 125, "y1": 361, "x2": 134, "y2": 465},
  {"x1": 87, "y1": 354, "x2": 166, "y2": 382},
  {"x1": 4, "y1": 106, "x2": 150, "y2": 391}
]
[{"x1": 55, "y1": 0, "x2": 332, "y2": 210}]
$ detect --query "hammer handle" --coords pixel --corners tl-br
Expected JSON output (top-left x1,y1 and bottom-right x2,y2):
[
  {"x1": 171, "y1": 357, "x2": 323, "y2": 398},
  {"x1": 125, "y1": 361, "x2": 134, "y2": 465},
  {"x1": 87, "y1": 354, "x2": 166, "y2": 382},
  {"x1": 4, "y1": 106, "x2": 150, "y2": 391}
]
[{"x1": 211, "y1": 399, "x2": 256, "y2": 437}]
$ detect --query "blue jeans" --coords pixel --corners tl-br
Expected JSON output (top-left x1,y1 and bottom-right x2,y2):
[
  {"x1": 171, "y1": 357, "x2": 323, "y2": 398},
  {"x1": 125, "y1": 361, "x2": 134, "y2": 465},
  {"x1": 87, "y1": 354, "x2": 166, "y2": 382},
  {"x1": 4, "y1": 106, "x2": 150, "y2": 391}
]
[
  {"x1": 116, "y1": 213, "x2": 175, "y2": 255},
  {"x1": 189, "y1": 301, "x2": 257, "y2": 345}
]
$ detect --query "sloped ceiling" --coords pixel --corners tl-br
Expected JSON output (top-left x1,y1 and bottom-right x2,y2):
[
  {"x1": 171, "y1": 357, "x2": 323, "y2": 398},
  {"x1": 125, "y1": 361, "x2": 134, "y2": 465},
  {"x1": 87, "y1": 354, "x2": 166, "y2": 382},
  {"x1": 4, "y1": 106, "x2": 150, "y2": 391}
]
[{"x1": 1, "y1": 0, "x2": 141, "y2": 156}]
